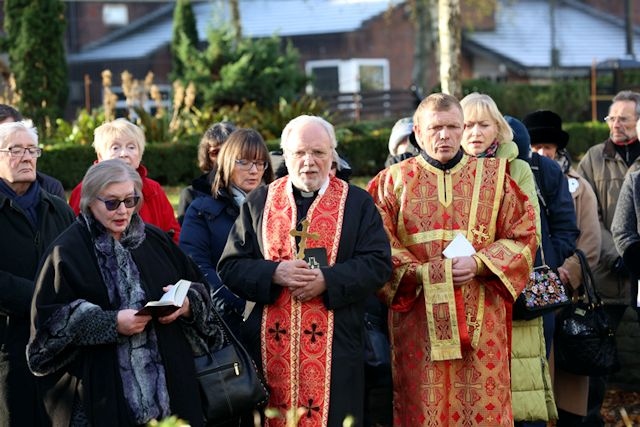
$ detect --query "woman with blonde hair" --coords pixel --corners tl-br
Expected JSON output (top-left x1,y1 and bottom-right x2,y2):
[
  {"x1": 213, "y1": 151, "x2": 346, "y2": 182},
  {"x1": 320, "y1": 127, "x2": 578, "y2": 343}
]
[
  {"x1": 461, "y1": 93, "x2": 558, "y2": 426},
  {"x1": 68, "y1": 119, "x2": 181, "y2": 242}
]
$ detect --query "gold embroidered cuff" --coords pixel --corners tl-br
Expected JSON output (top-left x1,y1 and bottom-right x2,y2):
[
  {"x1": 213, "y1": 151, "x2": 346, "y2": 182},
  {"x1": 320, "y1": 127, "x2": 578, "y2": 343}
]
[{"x1": 472, "y1": 255, "x2": 488, "y2": 276}]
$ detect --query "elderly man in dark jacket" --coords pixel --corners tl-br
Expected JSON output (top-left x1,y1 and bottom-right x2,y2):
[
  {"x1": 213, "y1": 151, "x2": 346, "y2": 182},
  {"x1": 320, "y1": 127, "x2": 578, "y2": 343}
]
[{"x1": 0, "y1": 121, "x2": 74, "y2": 426}]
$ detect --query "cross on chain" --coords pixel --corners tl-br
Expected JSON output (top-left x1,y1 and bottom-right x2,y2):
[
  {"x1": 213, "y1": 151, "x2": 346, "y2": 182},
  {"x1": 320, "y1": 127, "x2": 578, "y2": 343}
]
[{"x1": 290, "y1": 218, "x2": 320, "y2": 260}]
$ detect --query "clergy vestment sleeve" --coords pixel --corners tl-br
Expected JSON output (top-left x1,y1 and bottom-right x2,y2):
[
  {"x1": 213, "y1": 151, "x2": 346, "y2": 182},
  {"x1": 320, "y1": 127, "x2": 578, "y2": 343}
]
[
  {"x1": 218, "y1": 190, "x2": 282, "y2": 305},
  {"x1": 366, "y1": 169, "x2": 431, "y2": 311},
  {"x1": 474, "y1": 173, "x2": 538, "y2": 301}
]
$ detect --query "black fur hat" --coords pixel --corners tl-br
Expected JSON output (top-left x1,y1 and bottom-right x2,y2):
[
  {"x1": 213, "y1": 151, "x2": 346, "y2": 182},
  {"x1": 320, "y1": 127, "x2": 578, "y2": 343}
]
[{"x1": 522, "y1": 110, "x2": 569, "y2": 150}]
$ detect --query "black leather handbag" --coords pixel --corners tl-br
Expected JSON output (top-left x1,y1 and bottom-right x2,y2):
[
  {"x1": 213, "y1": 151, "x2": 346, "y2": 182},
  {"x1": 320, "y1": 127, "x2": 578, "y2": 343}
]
[
  {"x1": 554, "y1": 249, "x2": 621, "y2": 376},
  {"x1": 194, "y1": 308, "x2": 269, "y2": 423}
]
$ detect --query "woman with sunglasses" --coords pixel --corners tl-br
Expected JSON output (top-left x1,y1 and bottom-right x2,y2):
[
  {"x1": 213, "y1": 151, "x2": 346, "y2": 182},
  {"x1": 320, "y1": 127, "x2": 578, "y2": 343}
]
[
  {"x1": 28, "y1": 159, "x2": 219, "y2": 426},
  {"x1": 180, "y1": 128, "x2": 274, "y2": 339}
]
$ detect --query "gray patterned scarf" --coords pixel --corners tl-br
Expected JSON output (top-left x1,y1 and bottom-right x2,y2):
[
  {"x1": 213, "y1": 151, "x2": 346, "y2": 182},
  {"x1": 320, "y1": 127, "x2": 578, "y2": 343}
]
[{"x1": 80, "y1": 213, "x2": 170, "y2": 424}]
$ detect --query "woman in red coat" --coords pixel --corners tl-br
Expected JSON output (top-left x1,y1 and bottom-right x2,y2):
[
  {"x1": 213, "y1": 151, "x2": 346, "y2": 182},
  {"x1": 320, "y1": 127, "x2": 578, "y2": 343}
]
[{"x1": 68, "y1": 119, "x2": 180, "y2": 242}]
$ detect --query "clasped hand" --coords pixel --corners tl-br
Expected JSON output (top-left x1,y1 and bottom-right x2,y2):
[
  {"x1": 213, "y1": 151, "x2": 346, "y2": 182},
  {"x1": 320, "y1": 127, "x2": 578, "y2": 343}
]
[
  {"x1": 273, "y1": 259, "x2": 327, "y2": 302},
  {"x1": 451, "y1": 256, "x2": 477, "y2": 286}
]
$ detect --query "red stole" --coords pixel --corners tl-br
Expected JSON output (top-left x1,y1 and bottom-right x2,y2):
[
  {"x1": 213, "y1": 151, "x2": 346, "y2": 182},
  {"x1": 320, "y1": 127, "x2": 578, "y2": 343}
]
[{"x1": 261, "y1": 176, "x2": 348, "y2": 426}]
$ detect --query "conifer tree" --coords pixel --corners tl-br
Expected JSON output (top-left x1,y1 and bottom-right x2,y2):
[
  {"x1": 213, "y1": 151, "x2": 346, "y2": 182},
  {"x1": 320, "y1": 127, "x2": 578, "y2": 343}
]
[
  {"x1": 170, "y1": 0, "x2": 199, "y2": 82},
  {"x1": 3, "y1": 0, "x2": 68, "y2": 132}
]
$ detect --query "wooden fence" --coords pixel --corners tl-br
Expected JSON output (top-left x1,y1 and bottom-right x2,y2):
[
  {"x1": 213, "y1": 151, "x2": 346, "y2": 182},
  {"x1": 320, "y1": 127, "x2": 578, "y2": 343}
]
[{"x1": 321, "y1": 89, "x2": 418, "y2": 123}]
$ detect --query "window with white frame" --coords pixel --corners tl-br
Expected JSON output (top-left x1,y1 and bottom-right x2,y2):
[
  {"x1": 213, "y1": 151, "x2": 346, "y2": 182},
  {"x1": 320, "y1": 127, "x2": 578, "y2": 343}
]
[{"x1": 306, "y1": 59, "x2": 389, "y2": 94}]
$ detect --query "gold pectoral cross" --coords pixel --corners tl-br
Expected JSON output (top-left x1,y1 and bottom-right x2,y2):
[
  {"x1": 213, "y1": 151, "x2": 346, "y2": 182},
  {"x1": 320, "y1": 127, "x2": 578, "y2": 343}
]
[{"x1": 289, "y1": 218, "x2": 320, "y2": 260}]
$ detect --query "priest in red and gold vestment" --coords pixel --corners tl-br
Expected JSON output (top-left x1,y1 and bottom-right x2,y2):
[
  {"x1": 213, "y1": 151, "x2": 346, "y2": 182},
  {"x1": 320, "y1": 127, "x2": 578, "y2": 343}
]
[
  {"x1": 367, "y1": 93, "x2": 537, "y2": 426},
  {"x1": 219, "y1": 116, "x2": 392, "y2": 426}
]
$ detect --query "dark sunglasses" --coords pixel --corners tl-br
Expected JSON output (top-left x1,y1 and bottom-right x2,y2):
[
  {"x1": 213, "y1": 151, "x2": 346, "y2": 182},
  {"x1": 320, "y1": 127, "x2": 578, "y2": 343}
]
[{"x1": 96, "y1": 195, "x2": 140, "y2": 211}]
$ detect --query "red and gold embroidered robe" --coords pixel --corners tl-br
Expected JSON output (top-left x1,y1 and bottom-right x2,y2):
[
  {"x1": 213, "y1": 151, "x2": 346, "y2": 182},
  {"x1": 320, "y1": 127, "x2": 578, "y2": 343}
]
[
  {"x1": 368, "y1": 155, "x2": 537, "y2": 426},
  {"x1": 261, "y1": 177, "x2": 347, "y2": 427}
]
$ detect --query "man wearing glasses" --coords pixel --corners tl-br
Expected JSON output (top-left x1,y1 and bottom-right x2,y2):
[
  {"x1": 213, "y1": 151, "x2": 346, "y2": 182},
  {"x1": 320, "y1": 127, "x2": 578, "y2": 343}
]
[
  {"x1": 0, "y1": 104, "x2": 66, "y2": 200},
  {"x1": 0, "y1": 121, "x2": 74, "y2": 426},
  {"x1": 219, "y1": 115, "x2": 392, "y2": 426},
  {"x1": 577, "y1": 90, "x2": 640, "y2": 426}
]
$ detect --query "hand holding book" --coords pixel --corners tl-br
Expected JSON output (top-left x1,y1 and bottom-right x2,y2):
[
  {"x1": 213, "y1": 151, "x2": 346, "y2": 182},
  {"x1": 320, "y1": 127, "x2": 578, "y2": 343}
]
[{"x1": 136, "y1": 280, "x2": 192, "y2": 317}]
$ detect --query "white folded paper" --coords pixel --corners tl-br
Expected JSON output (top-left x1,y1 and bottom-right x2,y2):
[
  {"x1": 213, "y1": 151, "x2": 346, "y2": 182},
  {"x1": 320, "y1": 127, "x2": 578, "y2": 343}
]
[{"x1": 442, "y1": 233, "x2": 476, "y2": 258}]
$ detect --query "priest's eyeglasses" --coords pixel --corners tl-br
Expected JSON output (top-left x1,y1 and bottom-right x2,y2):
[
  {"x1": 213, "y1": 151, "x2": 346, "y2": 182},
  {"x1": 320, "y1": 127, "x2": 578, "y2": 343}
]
[
  {"x1": 96, "y1": 195, "x2": 141, "y2": 211},
  {"x1": 289, "y1": 150, "x2": 330, "y2": 160},
  {"x1": 235, "y1": 159, "x2": 269, "y2": 171},
  {"x1": 0, "y1": 146, "x2": 42, "y2": 158}
]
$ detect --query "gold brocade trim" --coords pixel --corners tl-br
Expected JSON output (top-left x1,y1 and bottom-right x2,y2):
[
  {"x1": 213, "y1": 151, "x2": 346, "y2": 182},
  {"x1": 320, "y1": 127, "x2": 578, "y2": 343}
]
[
  {"x1": 404, "y1": 229, "x2": 465, "y2": 246},
  {"x1": 290, "y1": 299, "x2": 301, "y2": 412},
  {"x1": 470, "y1": 285, "x2": 485, "y2": 348},
  {"x1": 423, "y1": 260, "x2": 462, "y2": 361},
  {"x1": 467, "y1": 158, "x2": 506, "y2": 246},
  {"x1": 475, "y1": 239, "x2": 535, "y2": 300}
]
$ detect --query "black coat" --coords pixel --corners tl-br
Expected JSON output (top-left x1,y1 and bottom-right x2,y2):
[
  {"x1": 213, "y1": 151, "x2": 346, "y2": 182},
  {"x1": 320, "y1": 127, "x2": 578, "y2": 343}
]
[
  {"x1": 218, "y1": 181, "x2": 392, "y2": 426},
  {"x1": 0, "y1": 188, "x2": 74, "y2": 427},
  {"x1": 30, "y1": 221, "x2": 208, "y2": 427}
]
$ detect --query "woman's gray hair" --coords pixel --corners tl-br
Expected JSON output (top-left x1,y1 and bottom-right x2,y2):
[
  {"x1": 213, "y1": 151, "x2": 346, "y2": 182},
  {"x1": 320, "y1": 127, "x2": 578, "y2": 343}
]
[
  {"x1": 79, "y1": 159, "x2": 143, "y2": 215},
  {"x1": 280, "y1": 115, "x2": 337, "y2": 151},
  {"x1": 0, "y1": 121, "x2": 38, "y2": 149}
]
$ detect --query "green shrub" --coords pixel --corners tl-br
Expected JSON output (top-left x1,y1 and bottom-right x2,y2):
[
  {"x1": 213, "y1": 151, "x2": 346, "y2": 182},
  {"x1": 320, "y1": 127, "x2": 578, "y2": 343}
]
[
  {"x1": 564, "y1": 121, "x2": 610, "y2": 161},
  {"x1": 38, "y1": 120, "x2": 611, "y2": 188}
]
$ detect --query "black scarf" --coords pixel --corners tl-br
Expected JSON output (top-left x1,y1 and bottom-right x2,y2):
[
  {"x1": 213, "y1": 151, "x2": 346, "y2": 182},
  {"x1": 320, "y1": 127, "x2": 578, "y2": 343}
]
[{"x1": 0, "y1": 178, "x2": 40, "y2": 228}]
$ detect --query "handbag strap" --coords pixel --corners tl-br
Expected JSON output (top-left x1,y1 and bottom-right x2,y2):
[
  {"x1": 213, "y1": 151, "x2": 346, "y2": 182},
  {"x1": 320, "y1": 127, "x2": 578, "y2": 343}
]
[
  {"x1": 574, "y1": 249, "x2": 601, "y2": 306},
  {"x1": 538, "y1": 240, "x2": 548, "y2": 267}
]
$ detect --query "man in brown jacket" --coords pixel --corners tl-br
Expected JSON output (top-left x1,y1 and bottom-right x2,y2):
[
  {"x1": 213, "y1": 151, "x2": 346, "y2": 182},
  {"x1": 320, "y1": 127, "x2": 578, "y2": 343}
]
[{"x1": 577, "y1": 90, "x2": 640, "y2": 426}]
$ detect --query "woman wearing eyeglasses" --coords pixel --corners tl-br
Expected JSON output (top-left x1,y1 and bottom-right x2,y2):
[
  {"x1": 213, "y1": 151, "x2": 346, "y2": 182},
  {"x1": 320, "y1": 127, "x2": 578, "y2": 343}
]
[
  {"x1": 28, "y1": 159, "x2": 219, "y2": 426},
  {"x1": 180, "y1": 128, "x2": 274, "y2": 339}
]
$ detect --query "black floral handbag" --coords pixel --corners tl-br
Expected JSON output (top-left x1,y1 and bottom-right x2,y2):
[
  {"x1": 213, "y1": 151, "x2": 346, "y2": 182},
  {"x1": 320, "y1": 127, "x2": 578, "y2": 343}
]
[
  {"x1": 194, "y1": 307, "x2": 269, "y2": 423},
  {"x1": 554, "y1": 249, "x2": 620, "y2": 376},
  {"x1": 513, "y1": 244, "x2": 571, "y2": 320}
]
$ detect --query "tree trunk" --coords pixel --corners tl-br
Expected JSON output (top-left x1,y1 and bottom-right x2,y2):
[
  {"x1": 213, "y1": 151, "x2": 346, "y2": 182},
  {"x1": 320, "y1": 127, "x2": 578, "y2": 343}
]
[
  {"x1": 230, "y1": 0, "x2": 242, "y2": 44},
  {"x1": 438, "y1": 0, "x2": 462, "y2": 99},
  {"x1": 412, "y1": 0, "x2": 436, "y2": 104}
]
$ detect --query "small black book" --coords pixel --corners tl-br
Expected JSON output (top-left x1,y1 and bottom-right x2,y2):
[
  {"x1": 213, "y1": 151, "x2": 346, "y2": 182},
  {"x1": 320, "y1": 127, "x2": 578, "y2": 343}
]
[
  {"x1": 136, "y1": 279, "x2": 191, "y2": 317},
  {"x1": 304, "y1": 248, "x2": 328, "y2": 269}
]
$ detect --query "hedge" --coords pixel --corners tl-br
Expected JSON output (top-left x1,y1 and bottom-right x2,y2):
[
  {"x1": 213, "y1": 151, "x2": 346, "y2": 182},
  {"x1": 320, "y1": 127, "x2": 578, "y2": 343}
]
[{"x1": 38, "y1": 120, "x2": 611, "y2": 188}]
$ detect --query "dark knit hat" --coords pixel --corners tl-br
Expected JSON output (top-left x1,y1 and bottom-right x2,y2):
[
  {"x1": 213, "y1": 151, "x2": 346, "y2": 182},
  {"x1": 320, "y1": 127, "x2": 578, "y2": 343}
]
[
  {"x1": 504, "y1": 115, "x2": 531, "y2": 161},
  {"x1": 522, "y1": 110, "x2": 569, "y2": 150}
]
